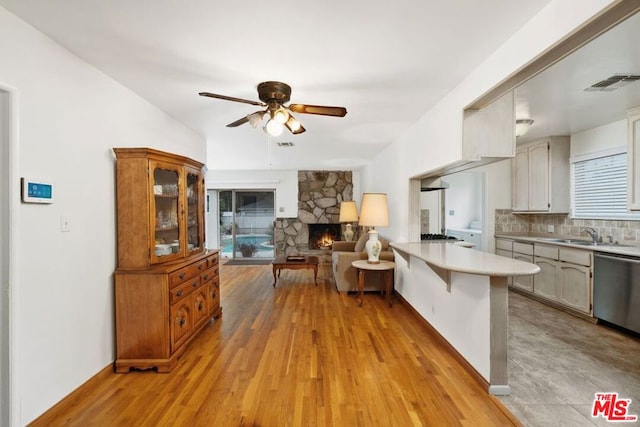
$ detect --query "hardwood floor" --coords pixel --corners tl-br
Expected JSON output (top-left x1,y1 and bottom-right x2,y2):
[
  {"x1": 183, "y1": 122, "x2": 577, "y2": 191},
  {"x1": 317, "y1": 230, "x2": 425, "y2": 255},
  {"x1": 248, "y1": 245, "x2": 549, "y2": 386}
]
[{"x1": 31, "y1": 263, "x2": 518, "y2": 426}]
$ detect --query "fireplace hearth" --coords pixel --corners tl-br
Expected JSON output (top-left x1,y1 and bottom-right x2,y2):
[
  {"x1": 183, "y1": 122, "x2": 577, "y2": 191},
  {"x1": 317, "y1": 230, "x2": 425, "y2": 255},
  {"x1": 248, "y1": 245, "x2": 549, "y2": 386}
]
[{"x1": 308, "y1": 224, "x2": 341, "y2": 250}]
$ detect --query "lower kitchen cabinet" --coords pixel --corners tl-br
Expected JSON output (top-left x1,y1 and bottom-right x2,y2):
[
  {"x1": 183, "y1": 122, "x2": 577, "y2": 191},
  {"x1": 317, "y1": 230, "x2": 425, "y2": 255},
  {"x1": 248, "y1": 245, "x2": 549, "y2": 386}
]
[
  {"x1": 559, "y1": 263, "x2": 591, "y2": 313},
  {"x1": 496, "y1": 237, "x2": 593, "y2": 316}
]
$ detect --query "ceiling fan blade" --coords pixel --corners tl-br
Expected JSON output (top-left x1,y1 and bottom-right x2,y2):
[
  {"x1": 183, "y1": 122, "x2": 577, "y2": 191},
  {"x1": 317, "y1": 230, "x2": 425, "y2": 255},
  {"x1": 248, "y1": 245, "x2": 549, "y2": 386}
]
[
  {"x1": 226, "y1": 116, "x2": 250, "y2": 127},
  {"x1": 288, "y1": 104, "x2": 347, "y2": 117},
  {"x1": 284, "y1": 113, "x2": 306, "y2": 135},
  {"x1": 199, "y1": 92, "x2": 265, "y2": 107}
]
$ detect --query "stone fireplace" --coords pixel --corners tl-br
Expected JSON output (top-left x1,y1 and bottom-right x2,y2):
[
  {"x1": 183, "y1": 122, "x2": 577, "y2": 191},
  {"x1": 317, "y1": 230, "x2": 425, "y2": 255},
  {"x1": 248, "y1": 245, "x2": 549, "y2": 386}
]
[{"x1": 274, "y1": 170, "x2": 353, "y2": 261}]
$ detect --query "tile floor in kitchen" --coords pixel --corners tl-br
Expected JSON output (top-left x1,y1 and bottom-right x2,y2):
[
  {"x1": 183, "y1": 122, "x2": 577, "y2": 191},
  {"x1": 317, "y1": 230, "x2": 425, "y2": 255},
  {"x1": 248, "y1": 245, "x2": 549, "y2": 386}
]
[{"x1": 500, "y1": 291, "x2": 640, "y2": 427}]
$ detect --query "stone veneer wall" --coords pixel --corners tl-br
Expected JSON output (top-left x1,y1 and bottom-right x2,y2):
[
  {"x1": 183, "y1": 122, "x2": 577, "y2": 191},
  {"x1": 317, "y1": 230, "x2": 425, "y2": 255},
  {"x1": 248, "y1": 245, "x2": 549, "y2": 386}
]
[
  {"x1": 495, "y1": 209, "x2": 640, "y2": 244},
  {"x1": 274, "y1": 171, "x2": 353, "y2": 257}
]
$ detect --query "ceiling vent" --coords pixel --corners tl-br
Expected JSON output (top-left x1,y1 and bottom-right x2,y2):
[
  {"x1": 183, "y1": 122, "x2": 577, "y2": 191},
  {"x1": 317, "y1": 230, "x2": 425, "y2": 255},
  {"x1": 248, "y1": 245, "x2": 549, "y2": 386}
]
[
  {"x1": 276, "y1": 142, "x2": 294, "y2": 147},
  {"x1": 584, "y1": 74, "x2": 640, "y2": 91}
]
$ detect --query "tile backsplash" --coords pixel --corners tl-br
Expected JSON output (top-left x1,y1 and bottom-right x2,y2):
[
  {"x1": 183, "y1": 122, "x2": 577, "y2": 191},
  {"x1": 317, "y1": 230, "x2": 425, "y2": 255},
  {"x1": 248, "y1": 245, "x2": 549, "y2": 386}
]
[{"x1": 495, "y1": 209, "x2": 640, "y2": 244}]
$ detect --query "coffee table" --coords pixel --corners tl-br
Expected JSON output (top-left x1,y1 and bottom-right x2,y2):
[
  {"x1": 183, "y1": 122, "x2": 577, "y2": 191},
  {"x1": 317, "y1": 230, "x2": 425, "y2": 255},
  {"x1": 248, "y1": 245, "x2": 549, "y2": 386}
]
[{"x1": 271, "y1": 255, "x2": 319, "y2": 287}]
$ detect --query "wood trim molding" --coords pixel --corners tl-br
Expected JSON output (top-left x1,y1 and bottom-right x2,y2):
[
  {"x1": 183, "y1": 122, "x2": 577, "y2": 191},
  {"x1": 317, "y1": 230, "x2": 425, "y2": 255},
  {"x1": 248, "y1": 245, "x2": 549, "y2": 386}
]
[
  {"x1": 467, "y1": 0, "x2": 640, "y2": 111},
  {"x1": 29, "y1": 364, "x2": 113, "y2": 426}
]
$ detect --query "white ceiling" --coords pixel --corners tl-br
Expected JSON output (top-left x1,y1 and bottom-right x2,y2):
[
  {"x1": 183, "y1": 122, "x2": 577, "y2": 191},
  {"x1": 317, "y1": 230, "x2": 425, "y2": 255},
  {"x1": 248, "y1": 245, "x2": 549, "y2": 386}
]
[
  {"x1": 0, "y1": 0, "x2": 556, "y2": 170},
  {"x1": 515, "y1": 11, "x2": 640, "y2": 144}
]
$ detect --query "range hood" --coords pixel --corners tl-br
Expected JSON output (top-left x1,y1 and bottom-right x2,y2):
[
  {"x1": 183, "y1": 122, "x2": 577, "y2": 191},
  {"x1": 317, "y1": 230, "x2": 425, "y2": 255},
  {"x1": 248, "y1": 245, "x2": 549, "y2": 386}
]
[{"x1": 420, "y1": 177, "x2": 449, "y2": 191}]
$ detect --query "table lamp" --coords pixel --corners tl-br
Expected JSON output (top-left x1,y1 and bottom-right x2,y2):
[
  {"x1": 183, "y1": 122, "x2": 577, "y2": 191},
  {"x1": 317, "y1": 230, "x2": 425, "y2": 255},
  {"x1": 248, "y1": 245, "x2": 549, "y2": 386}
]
[
  {"x1": 339, "y1": 201, "x2": 358, "y2": 241},
  {"x1": 358, "y1": 193, "x2": 389, "y2": 264}
]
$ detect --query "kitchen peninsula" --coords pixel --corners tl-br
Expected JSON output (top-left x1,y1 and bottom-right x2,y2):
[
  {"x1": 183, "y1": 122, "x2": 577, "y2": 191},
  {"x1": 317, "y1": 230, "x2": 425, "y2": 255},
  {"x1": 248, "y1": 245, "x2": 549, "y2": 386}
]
[{"x1": 390, "y1": 241, "x2": 540, "y2": 395}]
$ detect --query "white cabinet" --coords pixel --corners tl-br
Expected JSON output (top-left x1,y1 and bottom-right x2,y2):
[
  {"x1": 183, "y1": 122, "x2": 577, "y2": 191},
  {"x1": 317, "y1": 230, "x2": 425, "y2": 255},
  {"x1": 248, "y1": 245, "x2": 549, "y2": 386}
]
[
  {"x1": 558, "y1": 247, "x2": 592, "y2": 314},
  {"x1": 512, "y1": 242, "x2": 534, "y2": 292},
  {"x1": 628, "y1": 107, "x2": 640, "y2": 210},
  {"x1": 512, "y1": 136, "x2": 570, "y2": 213},
  {"x1": 498, "y1": 238, "x2": 593, "y2": 315}
]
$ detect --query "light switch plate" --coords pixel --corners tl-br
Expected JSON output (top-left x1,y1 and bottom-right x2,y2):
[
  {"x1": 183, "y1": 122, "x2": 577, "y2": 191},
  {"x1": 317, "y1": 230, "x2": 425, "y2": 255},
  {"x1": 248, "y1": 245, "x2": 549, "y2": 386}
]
[{"x1": 547, "y1": 225, "x2": 554, "y2": 233}]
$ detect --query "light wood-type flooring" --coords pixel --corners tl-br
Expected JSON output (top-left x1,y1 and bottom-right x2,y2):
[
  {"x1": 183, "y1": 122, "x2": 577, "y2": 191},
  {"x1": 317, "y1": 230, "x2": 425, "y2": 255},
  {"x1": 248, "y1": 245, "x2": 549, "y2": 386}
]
[{"x1": 31, "y1": 262, "x2": 517, "y2": 426}]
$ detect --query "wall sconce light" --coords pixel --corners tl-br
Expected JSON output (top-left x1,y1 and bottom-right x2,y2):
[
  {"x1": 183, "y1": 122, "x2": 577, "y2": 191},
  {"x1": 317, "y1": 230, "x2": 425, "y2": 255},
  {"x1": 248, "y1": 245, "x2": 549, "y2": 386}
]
[{"x1": 515, "y1": 119, "x2": 534, "y2": 137}]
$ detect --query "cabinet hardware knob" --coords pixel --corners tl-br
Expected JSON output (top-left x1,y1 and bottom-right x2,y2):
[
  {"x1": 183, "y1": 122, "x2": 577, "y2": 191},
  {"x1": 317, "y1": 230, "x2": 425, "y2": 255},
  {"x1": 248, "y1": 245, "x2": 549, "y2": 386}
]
[
  {"x1": 203, "y1": 275, "x2": 209, "y2": 281},
  {"x1": 176, "y1": 290, "x2": 183, "y2": 297},
  {"x1": 198, "y1": 302, "x2": 203, "y2": 311},
  {"x1": 192, "y1": 281, "x2": 198, "y2": 287},
  {"x1": 198, "y1": 265, "x2": 203, "y2": 270},
  {"x1": 179, "y1": 317, "x2": 185, "y2": 327},
  {"x1": 179, "y1": 273, "x2": 186, "y2": 280}
]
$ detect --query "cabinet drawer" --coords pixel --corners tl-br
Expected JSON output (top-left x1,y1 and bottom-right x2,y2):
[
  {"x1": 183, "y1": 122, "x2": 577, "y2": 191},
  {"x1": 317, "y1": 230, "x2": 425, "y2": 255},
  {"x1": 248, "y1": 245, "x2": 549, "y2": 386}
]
[
  {"x1": 207, "y1": 253, "x2": 219, "y2": 268},
  {"x1": 496, "y1": 239, "x2": 513, "y2": 251},
  {"x1": 169, "y1": 260, "x2": 208, "y2": 287},
  {"x1": 534, "y1": 244, "x2": 559, "y2": 260},
  {"x1": 559, "y1": 248, "x2": 592, "y2": 266},
  {"x1": 170, "y1": 280, "x2": 194, "y2": 305},
  {"x1": 200, "y1": 266, "x2": 219, "y2": 283},
  {"x1": 513, "y1": 242, "x2": 533, "y2": 255}
]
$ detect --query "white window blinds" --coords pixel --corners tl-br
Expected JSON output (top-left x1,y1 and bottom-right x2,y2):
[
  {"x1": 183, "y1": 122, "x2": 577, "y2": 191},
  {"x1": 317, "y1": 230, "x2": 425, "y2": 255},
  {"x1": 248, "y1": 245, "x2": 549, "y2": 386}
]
[{"x1": 572, "y1": 151, "x2": 640, "y2": 219}]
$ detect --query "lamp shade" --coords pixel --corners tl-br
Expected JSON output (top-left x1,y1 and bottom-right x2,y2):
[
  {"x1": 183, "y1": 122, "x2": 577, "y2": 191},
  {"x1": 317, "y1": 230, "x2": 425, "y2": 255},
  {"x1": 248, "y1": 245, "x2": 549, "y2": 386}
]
[
  {"x1": 358, "y1": 193, "x2": 389, "y2": 227},
  {"x1": 339, "y1": 201, "x2": 358, "y2": 222}
]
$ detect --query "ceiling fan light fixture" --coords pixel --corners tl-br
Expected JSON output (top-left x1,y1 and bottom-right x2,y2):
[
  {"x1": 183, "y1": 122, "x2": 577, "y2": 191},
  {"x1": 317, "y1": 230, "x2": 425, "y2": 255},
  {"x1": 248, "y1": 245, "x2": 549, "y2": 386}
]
[
  {"x1": 286, "y1": 116, "x2": 301, "y2": 132},
  {"x1": 272, "y1": 107, "x2": 289, "y2": 124},
  {"x1": 515, "y1": 118, "x2": 534, "y2": 137},
  {"x1": 264, "y1": 119, "x2": 284, "y2": 137},
  {"x1": 248, "y1": 111, "x2": 264, "y2": 128}
]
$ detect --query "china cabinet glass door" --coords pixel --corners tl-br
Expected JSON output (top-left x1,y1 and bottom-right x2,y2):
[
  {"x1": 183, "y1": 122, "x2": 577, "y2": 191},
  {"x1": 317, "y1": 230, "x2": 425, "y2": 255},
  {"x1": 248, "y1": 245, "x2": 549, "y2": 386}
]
[
  {"x1": 151, "y1": 162, "x2": 182, "y2": 263},
  {"x1": 186, "y1": 168, "x2": 203, "y2": 253}
]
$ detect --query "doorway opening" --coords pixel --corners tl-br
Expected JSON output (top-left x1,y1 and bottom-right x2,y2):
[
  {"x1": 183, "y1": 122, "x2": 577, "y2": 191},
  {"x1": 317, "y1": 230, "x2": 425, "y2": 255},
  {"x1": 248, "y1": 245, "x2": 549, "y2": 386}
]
[{"x1": 218, "y1": 190, "x2": 275, "y2": 259}]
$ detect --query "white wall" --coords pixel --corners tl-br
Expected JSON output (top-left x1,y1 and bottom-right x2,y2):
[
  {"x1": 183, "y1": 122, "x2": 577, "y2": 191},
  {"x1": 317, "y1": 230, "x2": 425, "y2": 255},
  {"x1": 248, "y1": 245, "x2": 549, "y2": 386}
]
[
  {"x1": 571, "y1": 118, "x2": 626, "y2": 158},
  {"x1": 0, "y1": 89, "x2": 9, "y2": 427},
  {"x1": 444, "y1": 172, "x2": 482, "y2": 230},
  {"x1": 0, "y1": 7, "x2": 205, "y2": 425},
  {"x1": 361, "y1": 0, "x2": 616, "y2": 381}
]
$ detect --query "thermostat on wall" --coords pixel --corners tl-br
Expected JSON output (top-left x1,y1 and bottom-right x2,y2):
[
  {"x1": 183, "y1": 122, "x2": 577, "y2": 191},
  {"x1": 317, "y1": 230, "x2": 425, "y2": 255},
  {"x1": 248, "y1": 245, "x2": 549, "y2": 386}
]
[{"x1": 21, "y1": 178, "x2": 54, "y2": 204}]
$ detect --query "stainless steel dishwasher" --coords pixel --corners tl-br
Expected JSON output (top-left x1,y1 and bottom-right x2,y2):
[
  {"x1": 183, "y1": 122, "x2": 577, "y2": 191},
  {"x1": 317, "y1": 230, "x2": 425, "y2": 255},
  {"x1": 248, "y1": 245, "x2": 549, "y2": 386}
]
[{"x1": 594, "y1": 252, "x2": 640, "y2": 334}]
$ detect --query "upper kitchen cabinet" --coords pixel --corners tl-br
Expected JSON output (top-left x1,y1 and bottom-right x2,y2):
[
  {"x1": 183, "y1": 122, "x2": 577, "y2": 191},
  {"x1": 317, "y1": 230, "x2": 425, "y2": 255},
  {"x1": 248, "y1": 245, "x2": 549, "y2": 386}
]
[
  {"x1": 512, "y1": 136, "x2": 570, "y2": 213},
  {"x1": 628, "y1": 107, "x2": 640, "y2": 210},
  {"x1": 113, "y1": 147, "x2": 206, "y2": 269},
  {"x1": 463, "y1": 91, "x2": 515, "y2": 161}
]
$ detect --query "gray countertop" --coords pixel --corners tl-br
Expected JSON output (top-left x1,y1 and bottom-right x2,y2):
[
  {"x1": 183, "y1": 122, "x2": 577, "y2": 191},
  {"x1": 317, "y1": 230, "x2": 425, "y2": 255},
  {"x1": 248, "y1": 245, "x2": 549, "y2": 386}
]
[{"x1": 494, "y1": 233, "x2": 640, "y2": 257}]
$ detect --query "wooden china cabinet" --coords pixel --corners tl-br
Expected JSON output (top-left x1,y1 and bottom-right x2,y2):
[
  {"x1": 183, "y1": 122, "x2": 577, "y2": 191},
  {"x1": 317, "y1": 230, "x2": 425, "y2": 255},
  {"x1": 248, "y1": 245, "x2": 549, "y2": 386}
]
[{"x1": 113, "y1": 147, "x2": 221, "y2": 373}]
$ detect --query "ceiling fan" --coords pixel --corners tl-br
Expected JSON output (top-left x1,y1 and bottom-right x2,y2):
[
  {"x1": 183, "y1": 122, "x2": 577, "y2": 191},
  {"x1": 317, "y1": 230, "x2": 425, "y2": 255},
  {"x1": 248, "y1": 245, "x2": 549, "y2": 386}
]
[{"x1": 199, "y1": 81, "x2": 347, "y2": 136}]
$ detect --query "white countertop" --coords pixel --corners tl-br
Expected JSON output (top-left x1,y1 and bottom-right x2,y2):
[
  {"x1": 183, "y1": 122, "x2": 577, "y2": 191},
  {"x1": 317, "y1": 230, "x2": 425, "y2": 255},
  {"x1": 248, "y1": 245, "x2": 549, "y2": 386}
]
[
  {"x1": 390, "y1": 242, "x2": 540, "y2": 277},
  {"x1": 494, "y1": 233, "x2": 640, "y2": 257}
]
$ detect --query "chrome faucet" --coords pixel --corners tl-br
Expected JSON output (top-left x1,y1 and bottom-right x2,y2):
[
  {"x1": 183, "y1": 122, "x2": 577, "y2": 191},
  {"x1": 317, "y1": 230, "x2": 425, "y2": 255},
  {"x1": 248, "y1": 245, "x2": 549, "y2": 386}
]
[{"x1": 583, "y1": 227, "x2": 599, "y2": 244}]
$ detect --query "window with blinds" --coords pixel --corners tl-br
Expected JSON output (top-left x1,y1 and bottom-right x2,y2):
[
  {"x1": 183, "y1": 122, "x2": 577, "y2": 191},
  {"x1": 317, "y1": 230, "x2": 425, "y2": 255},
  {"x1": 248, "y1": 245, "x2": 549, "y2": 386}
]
[{"x1": 572, "y1": 151, "x2": 640, "y2": 219}]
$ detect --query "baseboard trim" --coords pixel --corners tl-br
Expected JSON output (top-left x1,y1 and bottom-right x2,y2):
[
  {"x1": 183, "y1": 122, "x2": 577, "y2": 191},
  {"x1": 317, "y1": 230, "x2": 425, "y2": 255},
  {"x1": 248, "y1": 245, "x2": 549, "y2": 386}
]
[{"x1": 28, "y1": 363, "x2": 113, "y2": 426}]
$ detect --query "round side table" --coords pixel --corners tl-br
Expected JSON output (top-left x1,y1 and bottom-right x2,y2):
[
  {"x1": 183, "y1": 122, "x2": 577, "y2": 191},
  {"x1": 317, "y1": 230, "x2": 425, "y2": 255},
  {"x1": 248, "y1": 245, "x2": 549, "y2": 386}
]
[{"x1": 351, "y1": 259, "x2": 396, "y2": 307}]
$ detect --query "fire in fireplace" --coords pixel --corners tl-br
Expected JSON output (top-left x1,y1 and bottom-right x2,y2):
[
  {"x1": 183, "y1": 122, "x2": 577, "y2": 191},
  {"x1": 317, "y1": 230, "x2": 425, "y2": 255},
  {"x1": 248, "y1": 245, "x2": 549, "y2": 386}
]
[{"x1": 308, "y1": 224, "x2": 341, "y2": 250}]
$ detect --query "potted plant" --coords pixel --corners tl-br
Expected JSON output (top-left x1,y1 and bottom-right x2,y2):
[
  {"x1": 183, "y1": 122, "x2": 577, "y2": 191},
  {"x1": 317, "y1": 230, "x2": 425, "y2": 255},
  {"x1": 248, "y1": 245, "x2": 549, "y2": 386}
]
[{"x1": 239, "y1": 242, "x2": 257, "y2": 257}]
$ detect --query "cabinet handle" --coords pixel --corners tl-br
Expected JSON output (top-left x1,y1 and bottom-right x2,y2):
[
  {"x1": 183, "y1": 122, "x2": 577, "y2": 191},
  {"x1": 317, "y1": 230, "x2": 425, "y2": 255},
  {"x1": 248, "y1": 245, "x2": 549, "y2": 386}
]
[
  {"x1": 179, "y1": 317, "x2": 185, "y2": 327},
  {"x1": 179, "y1": 273, "x2": 186, "y2": 280},
  {"x1": 198, "y1": 264, "x2": 203, "y2": 270},
  {"x1": 211, "y1": 291, "x2": 217, "y2": 299},
  {"x1": 176, "y1": 290, "x2": 183, "y2": 297},
  {"x1": 192, "y1": 281, "x2": 198, "y2": 287},
  {"x1": 203, "y1": 274, "x2": 209, "y2": 281}
]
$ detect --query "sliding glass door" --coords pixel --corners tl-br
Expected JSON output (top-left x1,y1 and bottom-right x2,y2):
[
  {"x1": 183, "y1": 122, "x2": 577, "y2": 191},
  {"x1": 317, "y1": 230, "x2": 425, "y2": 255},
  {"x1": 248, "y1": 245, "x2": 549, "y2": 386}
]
[{"x1": 218, "y1": 190, "x2": 275, "y2": 259}]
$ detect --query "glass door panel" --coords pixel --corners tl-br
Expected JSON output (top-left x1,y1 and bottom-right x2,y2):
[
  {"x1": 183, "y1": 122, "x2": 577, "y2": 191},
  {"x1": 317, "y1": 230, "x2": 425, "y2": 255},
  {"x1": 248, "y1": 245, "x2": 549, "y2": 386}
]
[
  {"x1": 152, "y1": 164, "x2": 181, "y2": 261},
  {"x1": 218, "y1": 190, "x2": 275, "y2": 259},
  {"x1": 186, "y1": 170, "x2": 202, "y2": 252},
  {"x1": 234, "y1": 191, "x2": 274, "y2": 259}
]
